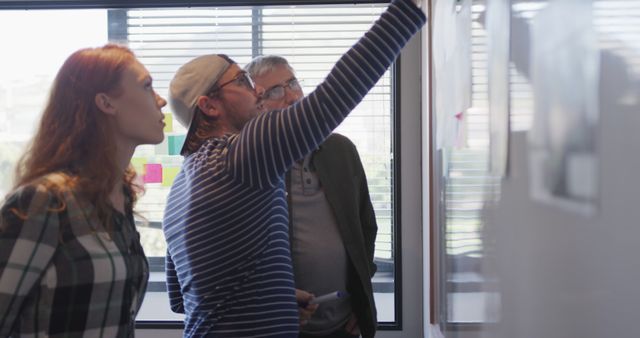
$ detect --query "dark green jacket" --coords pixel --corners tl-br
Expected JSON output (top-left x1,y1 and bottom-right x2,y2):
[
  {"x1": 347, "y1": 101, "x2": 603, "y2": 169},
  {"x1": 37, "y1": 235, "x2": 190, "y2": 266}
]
[{"x1": 287, "y1": 133, "x2": 378, "y2": 338}]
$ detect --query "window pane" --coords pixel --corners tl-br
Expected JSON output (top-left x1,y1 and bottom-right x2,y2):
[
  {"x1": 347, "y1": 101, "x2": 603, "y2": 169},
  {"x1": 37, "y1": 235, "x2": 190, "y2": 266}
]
[
  {"x1": 0, "y1": 9, "x2": 108, "y2": 195},
  {"x1": 0, "y1": 3, "x2": 397, "y2": 325},
  {"x1": 121, "y1": 4, "x2": 397, "y2": 323}
]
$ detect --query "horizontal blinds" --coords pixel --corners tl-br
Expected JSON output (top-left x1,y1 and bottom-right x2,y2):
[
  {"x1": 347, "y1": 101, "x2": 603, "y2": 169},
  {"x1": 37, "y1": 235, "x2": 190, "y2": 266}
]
[
  {"x1": 260, "y1": 5, "x2": 394, "y2": 259},
  {"x1": 121, "y1": 4, "x2": 395, "y2": 260},
  {"x1": 126, "y1": 8, "x2": 255, "y2": 93}
]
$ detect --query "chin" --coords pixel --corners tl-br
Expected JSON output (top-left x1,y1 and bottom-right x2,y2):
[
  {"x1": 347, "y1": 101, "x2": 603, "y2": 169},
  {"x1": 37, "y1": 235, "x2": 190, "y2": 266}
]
[
  {"x1": 147, "y1": 133, "x2": 165, "y2": 145},
  {"x1": 155, "y1": 134, "x2": 166, "y2": 144}
]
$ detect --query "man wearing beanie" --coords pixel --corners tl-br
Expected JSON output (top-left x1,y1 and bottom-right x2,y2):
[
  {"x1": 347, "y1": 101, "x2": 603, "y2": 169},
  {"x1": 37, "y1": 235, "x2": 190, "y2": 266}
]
[{"x1": 162, "y1": 1, "x2": 425, "y2": 337}]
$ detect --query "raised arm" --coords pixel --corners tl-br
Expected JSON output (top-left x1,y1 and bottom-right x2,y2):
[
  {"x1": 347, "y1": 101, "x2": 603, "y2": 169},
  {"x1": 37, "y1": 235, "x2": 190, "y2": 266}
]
[
  {"x1": 0, "y1": 186, "x2": 59, "y2": 336},
  {"x1": 227, "y1": 0, "x2": 426, "y2": 187}
]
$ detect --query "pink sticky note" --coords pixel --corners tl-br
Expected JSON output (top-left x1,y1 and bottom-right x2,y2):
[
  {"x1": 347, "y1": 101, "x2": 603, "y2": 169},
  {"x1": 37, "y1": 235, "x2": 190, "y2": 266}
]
[{"x1": 143, "y1": 163, "x2": 163, "y2": 183}]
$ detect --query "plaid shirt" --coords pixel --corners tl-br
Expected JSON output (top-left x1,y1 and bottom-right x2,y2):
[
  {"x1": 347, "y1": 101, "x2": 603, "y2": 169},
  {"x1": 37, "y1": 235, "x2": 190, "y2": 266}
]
[{"x1": 0, "y1": 173, "x2": 148, "y2": 337}]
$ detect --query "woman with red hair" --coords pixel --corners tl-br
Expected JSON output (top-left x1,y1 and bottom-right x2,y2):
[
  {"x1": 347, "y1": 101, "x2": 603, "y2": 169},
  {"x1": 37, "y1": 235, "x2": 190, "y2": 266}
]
[{"x1": 0, "y1": 44, "x2": 166, "y2": 337}]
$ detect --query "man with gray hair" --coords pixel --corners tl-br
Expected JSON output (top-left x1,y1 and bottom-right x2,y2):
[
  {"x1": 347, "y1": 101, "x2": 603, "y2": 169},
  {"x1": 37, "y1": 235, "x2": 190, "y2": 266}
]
[
  {"x1": 245, "y1": 55, "x2": 378, "y2": 338},
  {"x1": 162, "y1": 1, "x2": 425, "y2": 337}
]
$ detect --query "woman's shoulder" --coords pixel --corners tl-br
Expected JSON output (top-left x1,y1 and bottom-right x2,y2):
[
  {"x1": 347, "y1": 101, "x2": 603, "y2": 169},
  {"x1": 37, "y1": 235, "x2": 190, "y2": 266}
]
[
  {"x1": 0, "y1": 174, "x2": 75, "y2": 252},
  {"x1": 3, "y1": 172, "x2": 76, "y2": 213}
]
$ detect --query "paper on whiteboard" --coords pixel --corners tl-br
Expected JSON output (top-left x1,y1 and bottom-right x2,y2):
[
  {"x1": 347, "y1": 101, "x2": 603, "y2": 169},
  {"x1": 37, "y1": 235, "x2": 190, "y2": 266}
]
[{"x1": 433, "y1": 0, "x2": 472, "y2": 149}]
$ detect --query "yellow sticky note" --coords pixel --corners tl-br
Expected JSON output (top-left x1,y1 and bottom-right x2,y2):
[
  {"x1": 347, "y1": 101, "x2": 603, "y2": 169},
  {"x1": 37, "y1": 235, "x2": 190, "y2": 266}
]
[
  {"x1": 130, "y1": 157, "x2": 147, "y2": 175},
  {"x1": 162, "y1": 167, "x2": 180, "y2": 187},
  {"x1": 164, "y1": 113, "x2": 174, "y2": 133}
]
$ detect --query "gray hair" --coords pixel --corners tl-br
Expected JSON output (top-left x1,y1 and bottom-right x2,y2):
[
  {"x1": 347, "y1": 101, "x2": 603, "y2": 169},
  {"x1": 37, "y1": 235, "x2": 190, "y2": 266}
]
[{"x1": 244, "y1": 55, "x2": 295, "y2": 78}]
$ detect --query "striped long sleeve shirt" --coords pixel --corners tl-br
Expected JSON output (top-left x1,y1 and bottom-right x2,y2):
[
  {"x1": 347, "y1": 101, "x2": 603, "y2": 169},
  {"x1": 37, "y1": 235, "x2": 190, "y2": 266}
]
[{"x1": 162, "y1": 1, "x2": 426, "y2": 337}]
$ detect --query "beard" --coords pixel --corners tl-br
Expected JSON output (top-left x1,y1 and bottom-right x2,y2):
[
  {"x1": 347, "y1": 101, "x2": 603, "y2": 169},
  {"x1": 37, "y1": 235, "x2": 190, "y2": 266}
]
[{"x1": 222, "y1": 98, "x2": 259, "y2": 132}]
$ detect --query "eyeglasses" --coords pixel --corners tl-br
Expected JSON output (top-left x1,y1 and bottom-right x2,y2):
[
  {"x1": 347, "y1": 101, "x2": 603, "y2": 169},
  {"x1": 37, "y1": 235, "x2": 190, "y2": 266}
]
[
  {"x1": 262, "y1": 78, "x2": 302, "y2": 101},
  {"x1": 208, "y1": 71, "x2": 255, "y2": 95}
]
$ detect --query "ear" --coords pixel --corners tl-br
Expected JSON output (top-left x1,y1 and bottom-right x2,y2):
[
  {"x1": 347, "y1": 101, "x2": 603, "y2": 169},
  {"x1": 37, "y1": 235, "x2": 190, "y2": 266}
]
[
  {"x1": 95, "y1": 93, "x2": 117, "y2": 115},
  {"x1": 196, "y1": 95, "x2": 222, "y2": 119}
]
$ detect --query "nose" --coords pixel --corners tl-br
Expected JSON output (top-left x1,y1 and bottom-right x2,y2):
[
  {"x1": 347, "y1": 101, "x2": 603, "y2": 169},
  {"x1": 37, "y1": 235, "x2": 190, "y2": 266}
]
[
  {"x1": 156, "y1": 92, "x2": 167, "y2": 108},
  {"x1": 254, "y1": 84, "x2": 265, "y2": 98},
  {"x1": 285, "y1": 88, "x2": 302, "y2": 105}
]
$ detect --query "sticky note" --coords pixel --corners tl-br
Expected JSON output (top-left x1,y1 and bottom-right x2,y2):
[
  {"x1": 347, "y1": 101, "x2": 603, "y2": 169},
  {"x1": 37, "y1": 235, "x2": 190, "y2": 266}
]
[
  {"x1": 164, "y1": 113, "x2": 174, "y2": 133},
  {"x1": 143, "y1": 163, "x2": 163, "y2": 183},
  {"x1": 162, "y1": 167, "x2": 180, "y2": 187},
  {"x1": 130, "y1": 157, "x2": 147, "y2": 176},
  {"x1": 168, "y1": 135, "x2": 187, "y2": 156}
]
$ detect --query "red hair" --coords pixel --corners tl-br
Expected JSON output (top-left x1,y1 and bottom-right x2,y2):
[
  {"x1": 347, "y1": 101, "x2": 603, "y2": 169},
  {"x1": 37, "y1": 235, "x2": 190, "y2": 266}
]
[{"x1": 12, "y1": 44, "x2": 142, "y2": 230}]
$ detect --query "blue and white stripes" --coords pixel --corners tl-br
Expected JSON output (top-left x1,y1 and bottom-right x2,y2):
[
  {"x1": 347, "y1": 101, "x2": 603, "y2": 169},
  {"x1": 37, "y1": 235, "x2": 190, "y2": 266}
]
[{"x1": 163, "y1": 1, "x2": 425, "y2": 336}]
